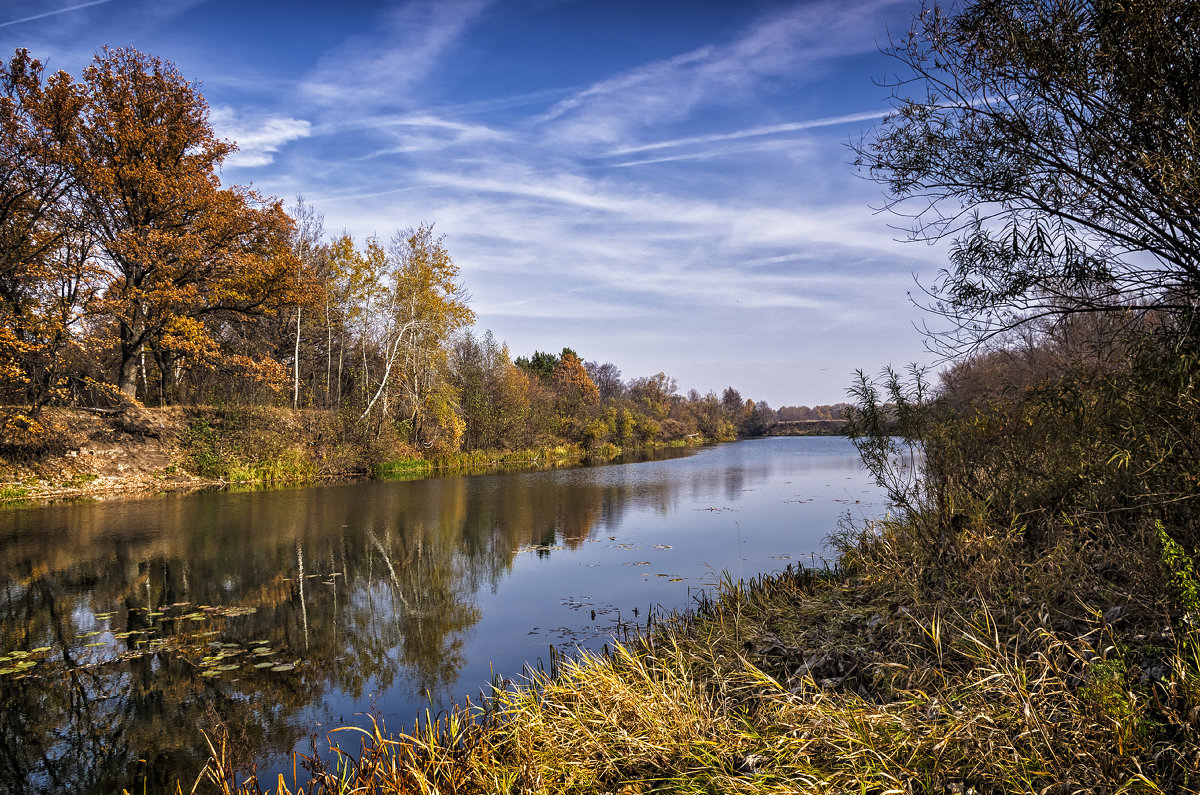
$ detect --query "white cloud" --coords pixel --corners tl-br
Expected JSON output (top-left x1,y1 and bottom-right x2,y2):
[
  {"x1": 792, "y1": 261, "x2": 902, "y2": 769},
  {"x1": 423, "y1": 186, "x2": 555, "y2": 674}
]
[
  {"x1": 210, "y1": 106, "x2": 312, "y2": 168},
  {"x1": 605, "y1": 110, "x2": 886, "y2": 159}
]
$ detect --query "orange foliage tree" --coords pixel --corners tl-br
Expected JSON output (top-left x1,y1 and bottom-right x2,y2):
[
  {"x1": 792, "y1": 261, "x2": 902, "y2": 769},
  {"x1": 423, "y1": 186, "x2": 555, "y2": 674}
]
[{"x1": 66, "y1": 47, "x2": 298, "y2": 402}]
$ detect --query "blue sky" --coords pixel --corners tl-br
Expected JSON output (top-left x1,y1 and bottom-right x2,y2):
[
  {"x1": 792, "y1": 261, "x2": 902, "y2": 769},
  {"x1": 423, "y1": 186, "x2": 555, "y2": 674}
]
[{"x1": 2, "y1": 0, "x2": 948, "y2": 407}]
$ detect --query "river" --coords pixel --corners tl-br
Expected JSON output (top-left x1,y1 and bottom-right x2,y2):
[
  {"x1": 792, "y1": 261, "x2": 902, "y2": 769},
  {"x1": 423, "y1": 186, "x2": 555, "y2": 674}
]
[{"x1": 0, "y1": 435, "x2": 878, "y2": 793}]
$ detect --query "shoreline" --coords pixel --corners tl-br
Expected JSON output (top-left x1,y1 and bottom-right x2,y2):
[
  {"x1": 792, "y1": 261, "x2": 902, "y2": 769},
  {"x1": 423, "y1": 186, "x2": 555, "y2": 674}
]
[{"x1": 0, "y1": 406, "x2": 783, "y2": 506}]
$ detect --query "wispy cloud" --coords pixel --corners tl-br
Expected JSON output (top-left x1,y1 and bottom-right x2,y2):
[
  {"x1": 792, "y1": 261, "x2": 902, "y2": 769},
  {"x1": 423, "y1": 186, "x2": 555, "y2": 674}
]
[
  {"x1": 0, "y1": 0, "x2": 111, "y2": 28},
  {"x1": 335, "y1": 115, "x2": 511, "y2": 158},
  {"x1": 209, "y1": 107, "x2": 312, "y2": 168},
  {"x1": 302, "y1": 0, "x2": 495, "y2": 110},
  {"x1": 6, "y1": 0, "x2": 935, "y2": 401},
  {"x1": 535, "y1": 0, "x2": 902, "y2": 151},
  {"x1": 605, "y1": 110, "x2": 885, "y2": 158}
]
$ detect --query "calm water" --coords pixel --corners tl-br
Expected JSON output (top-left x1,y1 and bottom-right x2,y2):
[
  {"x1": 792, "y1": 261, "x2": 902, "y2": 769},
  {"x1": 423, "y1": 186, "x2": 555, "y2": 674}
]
[{"x1": 0, "y1": 436, "x2": 878, "y2": 793}]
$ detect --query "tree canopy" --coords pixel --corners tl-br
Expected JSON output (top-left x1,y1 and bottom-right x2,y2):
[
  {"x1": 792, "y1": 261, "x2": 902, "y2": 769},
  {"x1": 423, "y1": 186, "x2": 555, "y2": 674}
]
[
  {"x1": 855, "y1": 0, "x2": 1200, "y2": 349},
  {"x1": 0, "y1": 47, "x2": 299, "y2": 407}
]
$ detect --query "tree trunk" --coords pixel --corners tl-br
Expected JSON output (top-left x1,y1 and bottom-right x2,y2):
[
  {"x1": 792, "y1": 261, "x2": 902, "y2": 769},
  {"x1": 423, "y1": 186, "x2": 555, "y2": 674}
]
[
  {"x1": 293, "y1": 305, "x2": 302, "y2": 410},
  {"x1": 117, "y1": 336, "x2": 139, "y2": 399}
]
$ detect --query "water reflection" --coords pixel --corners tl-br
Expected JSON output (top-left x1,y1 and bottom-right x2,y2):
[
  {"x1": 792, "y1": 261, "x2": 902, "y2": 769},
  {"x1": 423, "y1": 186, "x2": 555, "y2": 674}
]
[{"x1": 0, "y1": 438, "x2": 873, "y2": 793}]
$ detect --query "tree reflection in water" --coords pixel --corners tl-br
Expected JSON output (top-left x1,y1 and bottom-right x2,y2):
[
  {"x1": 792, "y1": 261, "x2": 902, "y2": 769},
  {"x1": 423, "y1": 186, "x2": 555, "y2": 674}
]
[{"x1": 0, "y1": 447, "x2": 710, "y2": 793}]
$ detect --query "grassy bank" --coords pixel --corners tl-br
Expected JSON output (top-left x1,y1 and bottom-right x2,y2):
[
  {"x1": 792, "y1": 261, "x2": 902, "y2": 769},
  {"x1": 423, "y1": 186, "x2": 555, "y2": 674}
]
[
  {"x1": 372, "y1": 441, "x2": 679, "y2": 480},
  {"x1": 374, "y1": 444, "x2": 596, "y2": 481},
  {"x1": 180, "y1": 406, "x2": 714, "y2": 486},
  {"x1": 0, "y1": 405, "x2": 726, "y2": 503}
]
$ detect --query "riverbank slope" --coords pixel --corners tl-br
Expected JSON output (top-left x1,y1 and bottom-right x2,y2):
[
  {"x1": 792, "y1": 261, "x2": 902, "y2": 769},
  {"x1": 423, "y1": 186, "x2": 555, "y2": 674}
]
[{"x1": 0, "y1": 405, "x2": 715, "y2": 503}]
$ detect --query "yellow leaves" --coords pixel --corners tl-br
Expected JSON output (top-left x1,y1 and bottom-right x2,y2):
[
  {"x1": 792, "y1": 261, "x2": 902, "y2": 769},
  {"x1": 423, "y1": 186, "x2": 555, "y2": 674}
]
[
  {"x1": 159, "y1": 316, "x2": 218, "y2": 361},
  {"x1": 2, "y1": 412, "x2": 44, "y2": 439},
  {"x1": 553, "y1": 351, "x2": 600, "y2": 413},
  {"x1": 225, "y1": 355, "x2": 287, "y2": 391}
]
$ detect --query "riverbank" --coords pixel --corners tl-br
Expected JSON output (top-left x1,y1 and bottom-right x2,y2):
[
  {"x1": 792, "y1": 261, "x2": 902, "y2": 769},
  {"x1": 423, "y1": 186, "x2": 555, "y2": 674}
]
[
  {"x1": 0, "y1": 406, "x2": 715, "y2": 504},
  {"x1": 201, "y1": 490, "x2": 1196, "y2": 793},
  {"x1": 0, "y1": 406, "x2": 218, "y2": 503}
]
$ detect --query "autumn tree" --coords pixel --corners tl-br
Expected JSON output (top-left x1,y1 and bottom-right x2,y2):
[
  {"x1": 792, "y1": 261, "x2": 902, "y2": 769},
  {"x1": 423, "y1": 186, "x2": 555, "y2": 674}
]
[
  {"x1": 855, "y1": 0, "x2": 1200, "y2": 350},
  {"x1": 313, "y1": 232, "x2": 377, "y2": 410},
  {"x1": 451, "y1": 330, "x2": 537, "y2": 451},
  {"x1": 551, "y1": 349, "x2": 599, "y2": 432},
  {"x1": 741, "y1": 399, "x2": 777, "y2": 436},
  {"x1": 627, "y1": 372, "x2": 677, "y2": 421},
  {"x1": 68, "y1": 47, "x2": 297, "y2": 401},
  {"x1": 285, "y1": 196, "x2": 325, "y2": 409},
  {"x1": 351, "y1": 225, "x2": 473, "y2": 452},
  {"x1": 0, "y1": 50, "x2": 94, "y2": 410}
]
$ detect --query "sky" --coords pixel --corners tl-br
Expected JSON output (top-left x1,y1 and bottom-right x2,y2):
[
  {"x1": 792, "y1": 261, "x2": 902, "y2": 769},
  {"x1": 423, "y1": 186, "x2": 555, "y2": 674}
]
[{"x1": 0, "y1": 0, "x2": 951, "y2": 407}]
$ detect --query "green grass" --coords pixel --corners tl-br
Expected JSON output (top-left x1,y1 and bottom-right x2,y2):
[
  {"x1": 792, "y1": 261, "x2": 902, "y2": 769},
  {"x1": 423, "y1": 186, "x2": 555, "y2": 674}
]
[
  {"x1": 374, "y1": 444, "x2": 589, "y2": 480},
  {"x1": 0, "y1": 483, "x2": 29, "y2": 502}
]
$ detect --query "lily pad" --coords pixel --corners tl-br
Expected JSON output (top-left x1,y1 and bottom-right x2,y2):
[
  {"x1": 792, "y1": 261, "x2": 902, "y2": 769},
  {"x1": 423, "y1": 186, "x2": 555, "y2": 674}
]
[{"x1": 270, "y1": 663, "x2": 295, "y2": 672}]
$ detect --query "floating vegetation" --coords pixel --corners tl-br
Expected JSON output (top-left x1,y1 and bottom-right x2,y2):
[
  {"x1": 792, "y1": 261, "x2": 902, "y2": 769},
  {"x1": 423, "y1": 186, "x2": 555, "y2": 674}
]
[
  {"x1": 0, "y1": 599, "x2": 296, "y2": 684},
  {"x1": 523, "y1": 543, "x2": 566, "y2": 553}
]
